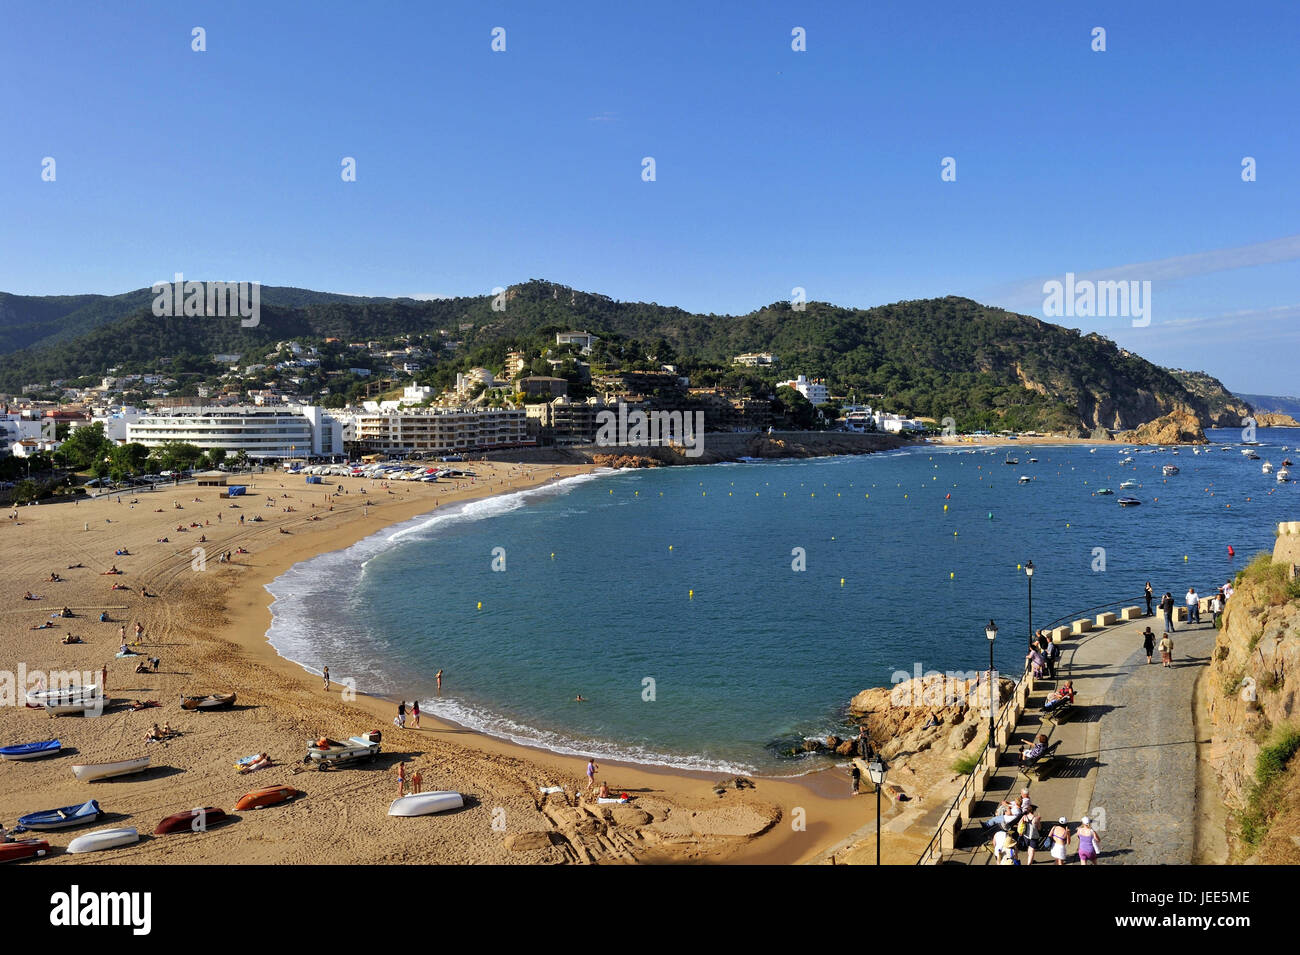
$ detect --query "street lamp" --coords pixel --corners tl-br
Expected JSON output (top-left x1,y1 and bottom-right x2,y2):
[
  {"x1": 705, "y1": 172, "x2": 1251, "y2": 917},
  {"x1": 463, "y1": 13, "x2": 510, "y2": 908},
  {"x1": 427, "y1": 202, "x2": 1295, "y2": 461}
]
[
  {"x1": 1025, "y1": 561, "x2": 1034, "y2": 650},
  {"x1": 866, "y1": 755, "x2": 887, "y2": 866},
  {"x1": 986, "y1": 619, "x2": 998, "y2": 749}
]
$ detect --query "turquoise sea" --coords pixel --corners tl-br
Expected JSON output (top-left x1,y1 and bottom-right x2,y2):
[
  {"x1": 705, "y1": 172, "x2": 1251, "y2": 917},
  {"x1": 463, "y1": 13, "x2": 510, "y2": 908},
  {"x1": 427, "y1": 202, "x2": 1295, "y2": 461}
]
[{"x1": 265, "y1": 427, "x2": 1300, "y2": 775}]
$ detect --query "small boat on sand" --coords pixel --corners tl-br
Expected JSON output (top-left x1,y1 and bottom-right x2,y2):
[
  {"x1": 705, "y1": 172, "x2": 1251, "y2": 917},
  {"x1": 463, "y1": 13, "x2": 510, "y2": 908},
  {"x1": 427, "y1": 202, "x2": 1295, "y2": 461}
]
[
  {"x1": 234, "y1": 785, "x2": 301, "y2": 811},
  {"x1": 154, "y1": 807, "x2": 230, "y2": 835},
  {"x1": 67, "y1": 827, "x2": 139, "y2": 854},
  {"x1": 17, "y1": 800, "x2": 102, "y2": 831},
  {"x1": 0, "y1": 739, "x2": 61, "y2": 761},
  {"x1": 388, "y1": 792, "x2": 464, "y2": 817},
  {"x1": 180, "y1": 693, "x2": 236, "y2": 711},
  {"x1": 0, "y1": 839, "x2": 50, "y2": 863},
  {"x1": 26, "y1": 686, "x2": 102, "y2": 715},
  {"x1": 305, "y1": 734, "x2": 381, "y2": 770},
  {"x1": 71, "y1": 756, "x2": 150, "y2": 782}
]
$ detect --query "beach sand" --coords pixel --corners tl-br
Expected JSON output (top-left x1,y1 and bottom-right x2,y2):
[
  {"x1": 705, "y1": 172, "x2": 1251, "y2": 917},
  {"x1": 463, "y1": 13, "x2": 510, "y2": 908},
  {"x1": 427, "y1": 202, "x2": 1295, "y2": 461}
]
[{"x1": 0, "y1": 463, "x2": 919, "y2": 864}]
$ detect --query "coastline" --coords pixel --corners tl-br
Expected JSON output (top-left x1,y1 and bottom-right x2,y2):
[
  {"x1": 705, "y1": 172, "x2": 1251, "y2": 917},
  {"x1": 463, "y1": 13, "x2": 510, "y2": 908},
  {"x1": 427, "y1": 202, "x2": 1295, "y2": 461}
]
[{"x1": 0, "y1": 458, "x2": 907, "y2": 864}]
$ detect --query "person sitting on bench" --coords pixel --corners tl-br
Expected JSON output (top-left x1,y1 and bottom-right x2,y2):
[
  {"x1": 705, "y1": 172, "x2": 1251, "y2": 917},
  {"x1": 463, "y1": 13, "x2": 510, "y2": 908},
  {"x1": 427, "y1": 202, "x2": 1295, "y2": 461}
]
[
  {"x1": 1018, "y1": 733, "x2": 1049, "y2": 768},
  {"x1": 982, "y1": 798, "x2": 1023, "y2": 830},
  {"x1": 1043, "y1": 681, "x2": 1075, "y2": 712}
]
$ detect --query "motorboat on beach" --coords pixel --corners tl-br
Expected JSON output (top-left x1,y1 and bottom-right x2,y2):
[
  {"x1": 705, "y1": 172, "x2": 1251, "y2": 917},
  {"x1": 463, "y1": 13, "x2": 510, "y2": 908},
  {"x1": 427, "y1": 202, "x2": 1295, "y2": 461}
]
[
  {"x1": 388, "y1": 791, "x2": 464, "y2": 817},
  {"x1": 154, "y1": 807, "x2": 230, "y2": 835},
  {"x1": 0, "y1": 739, "x2": 62, "y2": 760},
  {"x1": 304, "y1": 733, "x2": 381, "y2": 770},
  {"x1": 25, "y1": 686, "x2": 102, "y2": 716},
  {"x1": 180, "y1": 693, "x2": 236, "y2": 711},
  {"x1": 71, "y1": 756, "x2": 150, "y2": 782},
  {"x1": 0, "y1": 839, "x2": 50, "y2": 863},
  {"x1": 66, "y1": 827, "x2": 139, "y2": 854},
  {"x1": 16, "y1": 799, "x2": 102, "y2": 831}
]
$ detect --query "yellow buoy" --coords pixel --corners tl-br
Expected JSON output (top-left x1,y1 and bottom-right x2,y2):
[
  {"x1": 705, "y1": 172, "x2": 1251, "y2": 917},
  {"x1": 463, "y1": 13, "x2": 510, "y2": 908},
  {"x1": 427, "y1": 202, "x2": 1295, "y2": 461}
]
[
  {"x1": 550, "y1": 553, "x2": 555, "y2": 559},
  {"x1": 476, "y1": 601, "x2": 482, "y2": 610},
  {"x1": 668, "y1": 545, "x2": 673, "y2": 551},
  {"x1": 689, "y1": 589, "x2": 694, "y2": 599},
  {"x1": 943, "y1": 504, "x2": 948, "y2": 511},
  {"x1": 949, "y1": 572, "x2": 955, "y2": 579},
  {"x1": 840, "y1": 578, "x2": 845, "y2": 587}
]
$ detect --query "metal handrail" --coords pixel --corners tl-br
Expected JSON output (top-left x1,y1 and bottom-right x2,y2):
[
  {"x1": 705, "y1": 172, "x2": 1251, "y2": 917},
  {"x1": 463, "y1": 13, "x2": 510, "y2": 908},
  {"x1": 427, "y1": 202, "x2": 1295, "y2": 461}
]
[{"x1": 915, "y1": 595, "x2": 1146, "y2": 865}]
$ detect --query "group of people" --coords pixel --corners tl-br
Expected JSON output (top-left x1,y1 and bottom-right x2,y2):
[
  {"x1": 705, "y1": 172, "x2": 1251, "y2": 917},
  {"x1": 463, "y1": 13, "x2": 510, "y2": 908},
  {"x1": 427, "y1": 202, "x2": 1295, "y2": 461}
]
[
  {"x1": 394, "y1": 699, "x2": 421, "y2": 729},
  {"x1": 1025, "y1": 630, "x2": 1059, "y2": 679},
  {"x1": 983, "y1": 789, "x2": 1101, "y2": 864}
]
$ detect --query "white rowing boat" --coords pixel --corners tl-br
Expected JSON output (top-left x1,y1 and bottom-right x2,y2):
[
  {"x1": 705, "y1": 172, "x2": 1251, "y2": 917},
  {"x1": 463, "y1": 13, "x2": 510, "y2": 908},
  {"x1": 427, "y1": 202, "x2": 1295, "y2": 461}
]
[
  {"x1": 71, "y1": 756, "x2": 150, "y2": 782},
  {"x1": 388, "y1": 792, "x2": 464, "y2": 817},
  {"x1": 66, "y1": 827, "x2": 139, "y2": 854}
]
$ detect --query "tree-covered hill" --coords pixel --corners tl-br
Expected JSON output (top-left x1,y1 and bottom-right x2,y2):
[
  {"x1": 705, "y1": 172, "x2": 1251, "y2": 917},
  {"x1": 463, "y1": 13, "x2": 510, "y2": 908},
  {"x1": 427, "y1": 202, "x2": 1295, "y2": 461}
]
[{"x1": 0, "y1": 279, "x2": 1247, "y2": 433}]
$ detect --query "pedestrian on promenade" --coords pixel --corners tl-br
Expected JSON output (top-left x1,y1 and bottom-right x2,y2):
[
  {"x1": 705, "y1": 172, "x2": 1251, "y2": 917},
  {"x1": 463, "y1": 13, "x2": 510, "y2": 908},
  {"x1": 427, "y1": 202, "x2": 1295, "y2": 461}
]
[
  {"x1": 1019, "y1": 807, "x2": 1040, "y2": 864},
  {"x1": 1141, "y1": 627, "x2": 1155, "y2": 664},
  {"x1": 1043, "y1": 637, "x2": 1058, "y2": 679},
  {"x1": 1211, "y1": 590, "x2": 1224, "y2": 627},
  {"x1": 1159, "y1": 633, "x2": 1174, "y2": 668},
  {"x1": 1049, "y1": 817, "x2": 1071, "y2": 865},
  {"x1": 1144, "y1": 581, "x2": 1154, "y2": 616},
  {"x1": 1076, "y1": 816, "x2": 1101, "y2": 864},
  {"x1": 1161, "y1": 592, "x2": 1176, "y2": 633},
  {"x1": 1186, "y1": 586, "x2": 1200, "y2": 624}
]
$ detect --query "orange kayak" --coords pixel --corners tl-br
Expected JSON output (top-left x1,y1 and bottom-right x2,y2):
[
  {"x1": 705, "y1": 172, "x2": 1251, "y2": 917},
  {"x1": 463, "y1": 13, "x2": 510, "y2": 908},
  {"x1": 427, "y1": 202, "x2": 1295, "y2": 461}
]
[{"x1": 234, "y1": 785, "x2": 301, "y2": 811}]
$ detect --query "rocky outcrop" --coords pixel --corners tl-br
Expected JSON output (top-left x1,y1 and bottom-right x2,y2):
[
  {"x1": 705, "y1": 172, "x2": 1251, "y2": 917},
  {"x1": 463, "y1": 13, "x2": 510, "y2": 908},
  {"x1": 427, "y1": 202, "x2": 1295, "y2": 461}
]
[
  {"x1": 1205, "y1": 531, "x2": 1300, "y2": 863},
  {"x1": 1164, "y1": 368, "x2": 1254, "y2": 427},
  {"x1": 588, "y1": 453, "x2": 663, "y2": 469},
  {"x1": 1116, "y1": 408, "x2": 1207, "y2": 445},
  {"x1": 849, "y1": 673, "x2": 1015, "y2": 761},
  {"x1": 576, "y1": 431, "x2": 908, "y2": 468},
  {"x1": 1257, "y1": 412, "x2": 1300, "y2": 428}
]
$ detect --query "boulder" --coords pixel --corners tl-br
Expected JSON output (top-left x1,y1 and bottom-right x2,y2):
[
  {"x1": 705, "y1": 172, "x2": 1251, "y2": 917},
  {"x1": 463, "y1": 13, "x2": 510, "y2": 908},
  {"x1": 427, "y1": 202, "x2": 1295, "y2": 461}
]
[
  {"x1": 825, "y1": 735, "x2": 843, "y2": 750},
  {"x1": 801, "y1": 738, "x2": 824, "y2": 753},
  {"x1": 835, "y1": 740, "x2": 856, "y2": 757},
  {"x1": 948, "y1": 721, "x2": 978, "y2": 750},
  {"x1": 1116, "y1": 408, "x2": 1207, "y2": 445}
]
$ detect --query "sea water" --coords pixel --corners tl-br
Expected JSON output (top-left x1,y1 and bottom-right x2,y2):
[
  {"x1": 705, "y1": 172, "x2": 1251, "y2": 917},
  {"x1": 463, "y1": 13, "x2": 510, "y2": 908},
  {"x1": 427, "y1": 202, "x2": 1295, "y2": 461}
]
[{"x1": 266, "y1": 427, "x2": 1300, "y2": 775}]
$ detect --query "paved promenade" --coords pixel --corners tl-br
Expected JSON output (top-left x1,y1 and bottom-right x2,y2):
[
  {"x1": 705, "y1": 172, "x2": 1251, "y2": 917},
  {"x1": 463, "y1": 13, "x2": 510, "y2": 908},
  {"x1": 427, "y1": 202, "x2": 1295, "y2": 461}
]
[{"x1": 944, "y1": 606, "x2": 1216, "y2": 864}]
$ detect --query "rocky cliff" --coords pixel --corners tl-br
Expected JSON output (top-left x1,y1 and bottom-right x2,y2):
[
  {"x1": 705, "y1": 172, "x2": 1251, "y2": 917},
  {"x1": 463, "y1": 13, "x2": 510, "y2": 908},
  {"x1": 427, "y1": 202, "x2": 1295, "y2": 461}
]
[
  {"x1": 1257, "y1": 412, "x2": 1300, "y2": 428},
  {"x1": 1204, "y1": 526, "x2": 1300, "y2": 863},
  {"x1": 1164, "y1": 368, "x2": 1254, "y2": 427},
  {"x1": 1115, "y1": 408, "x2": 1208, "y2": 444}
]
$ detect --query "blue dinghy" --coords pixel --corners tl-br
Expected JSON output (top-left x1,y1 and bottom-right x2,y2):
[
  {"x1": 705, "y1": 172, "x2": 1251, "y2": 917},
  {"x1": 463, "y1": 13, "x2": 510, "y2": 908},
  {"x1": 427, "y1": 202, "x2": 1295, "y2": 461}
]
[
  {"x1": 17, "y1": 799, "x2": 102, "y2": 831},
  {"x1": 0, "y1": 739, "x2": 62, "y2": 761}
]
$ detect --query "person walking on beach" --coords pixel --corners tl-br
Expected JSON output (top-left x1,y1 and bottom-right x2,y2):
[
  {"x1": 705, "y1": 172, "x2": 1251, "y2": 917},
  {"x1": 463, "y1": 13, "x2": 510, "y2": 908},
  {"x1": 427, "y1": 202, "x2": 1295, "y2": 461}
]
[
  {"x1": 1161, "y1": 592, "x2": 1176, "y2": 633},
  {"x1": 322, "y1": 666, "x2": 330, "y2": 691},
  {"x1": 411, "y1": 699, "x2": 420, "y2": 728},
  {"x1": 850, "y1": 761, "x2": 861, "y2": 796},
  {"x1": 101, "y1": 665, "x2": 107, "y2": 693},
  {"x1": 1076, "y1": 816, "x2": 1100, "y2": 864},
  {"x1": 395, "y1": 701, "x2": 406, "y2": 729},
  {"x1": 1142, "y1": 627, "x2": 1155, "y2": 664},
  {"x1": 1144, "y1": 581, "x2": 1154, "y2": 616},
  {"x1": 1159, "y1": 633, "x2": 1174, "y2": 668},
  {"x1": 1049, "y1": 818, "x2": 1070, "y2": 865},
  {"x1": 396, "y1": 761, "x2": 406, "y2": 796},
  {"x1": 436, "y1": 669, "x2": 442, "y2": 692},
  {"x1": 1186, "y1": 587, "x2": 1200, "y2": 624},
  {"x1": 586, "y1": 758, "x2": 598, "y2": 791}
]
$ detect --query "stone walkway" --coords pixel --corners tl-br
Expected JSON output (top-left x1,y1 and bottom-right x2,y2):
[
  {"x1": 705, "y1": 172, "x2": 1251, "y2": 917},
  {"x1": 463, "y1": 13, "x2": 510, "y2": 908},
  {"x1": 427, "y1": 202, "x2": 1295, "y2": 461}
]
[{"x1": 944, "y1": 606, "x2": 1216, "y2": 864}]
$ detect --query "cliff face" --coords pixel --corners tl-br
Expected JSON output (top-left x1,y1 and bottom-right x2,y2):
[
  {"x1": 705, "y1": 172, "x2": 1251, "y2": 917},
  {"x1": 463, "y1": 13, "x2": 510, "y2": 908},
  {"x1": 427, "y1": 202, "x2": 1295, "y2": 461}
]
[
  {"x1": 1205, "y1": 527, "x2": 1300, "y2": 863},
  {"x1": 1115, "y1": 408, "x2": 1208, "y2": 444},
  {"x1": 1165, "y1": 368, "x2": 1254, "y2": 427}
]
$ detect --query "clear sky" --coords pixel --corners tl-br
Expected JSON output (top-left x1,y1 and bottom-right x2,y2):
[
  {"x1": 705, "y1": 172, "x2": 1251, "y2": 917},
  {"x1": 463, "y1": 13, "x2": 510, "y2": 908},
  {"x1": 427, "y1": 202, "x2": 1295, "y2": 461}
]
[{"x1": 2, "y1": 1, "x2": 1296, "y2": 394}]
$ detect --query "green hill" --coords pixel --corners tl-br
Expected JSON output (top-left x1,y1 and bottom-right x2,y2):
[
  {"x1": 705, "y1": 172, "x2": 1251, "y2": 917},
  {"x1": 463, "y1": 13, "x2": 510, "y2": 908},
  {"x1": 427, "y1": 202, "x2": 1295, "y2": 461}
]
[{"x1": 0, "y1": 279, "x2": 1239, "y2": 433}]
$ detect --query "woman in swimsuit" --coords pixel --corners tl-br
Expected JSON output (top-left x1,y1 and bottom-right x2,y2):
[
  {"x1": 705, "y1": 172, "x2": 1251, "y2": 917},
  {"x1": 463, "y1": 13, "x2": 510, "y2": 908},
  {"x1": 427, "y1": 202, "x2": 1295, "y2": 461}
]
[
  {"x1": 1076, "y1": 816, "x2": 1100, "y2": 864},
  {"x1": 1049, "y1": 817, "x2": 1070, "y2": 865}
]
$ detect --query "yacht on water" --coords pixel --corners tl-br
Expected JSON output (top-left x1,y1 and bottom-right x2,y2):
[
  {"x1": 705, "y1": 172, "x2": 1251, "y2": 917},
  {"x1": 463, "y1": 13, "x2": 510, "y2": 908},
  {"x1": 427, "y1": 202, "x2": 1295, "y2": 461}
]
[
  {"x1": 1263, "y1": 461, "x2": 1275, "y2": 474},
  {"x1": 1120, "y1": 479, "x2": 1139, "y2": 489},
  {"x1": 1163, "y1": 464, "x2": 1180, "y2": 475}
]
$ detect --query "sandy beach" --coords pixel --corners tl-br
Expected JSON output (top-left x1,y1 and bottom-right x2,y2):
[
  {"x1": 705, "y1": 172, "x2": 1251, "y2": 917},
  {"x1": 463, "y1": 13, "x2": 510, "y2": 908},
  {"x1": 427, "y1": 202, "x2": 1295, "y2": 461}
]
[{"x1": 0, "y1": 462, "x2": 919, "y2": 864}]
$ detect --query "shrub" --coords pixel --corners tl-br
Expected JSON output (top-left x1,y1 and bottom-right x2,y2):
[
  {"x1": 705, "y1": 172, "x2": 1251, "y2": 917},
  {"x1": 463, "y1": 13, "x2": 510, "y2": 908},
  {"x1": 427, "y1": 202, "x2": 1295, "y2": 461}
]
[{"x1": 1240, "y1": 724, "x2": 1300, "y2": 846}]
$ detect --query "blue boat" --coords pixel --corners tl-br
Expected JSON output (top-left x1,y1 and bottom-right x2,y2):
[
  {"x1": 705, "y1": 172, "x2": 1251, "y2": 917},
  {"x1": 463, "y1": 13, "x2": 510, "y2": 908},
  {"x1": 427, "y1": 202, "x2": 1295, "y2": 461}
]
[
  {"x1": 0, "y1": 739, "x2": 61, "y2": 761},
  {"x1": 17, "y1": 799, "x2": 102, "y2": 831}
]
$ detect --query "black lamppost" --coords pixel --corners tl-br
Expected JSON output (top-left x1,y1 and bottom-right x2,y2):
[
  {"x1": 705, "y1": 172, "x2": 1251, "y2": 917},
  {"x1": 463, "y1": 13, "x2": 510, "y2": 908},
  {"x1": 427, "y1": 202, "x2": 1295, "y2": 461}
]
[
  {"x1": 867, "y1": 754, "x2": 887, "y2": 866},
  {"x1": 986, "y1": 619, "x2": 998, "y2": 750},
  {"x1": 1025, "y1": 560, "x2": 1035, "y2": 648}
]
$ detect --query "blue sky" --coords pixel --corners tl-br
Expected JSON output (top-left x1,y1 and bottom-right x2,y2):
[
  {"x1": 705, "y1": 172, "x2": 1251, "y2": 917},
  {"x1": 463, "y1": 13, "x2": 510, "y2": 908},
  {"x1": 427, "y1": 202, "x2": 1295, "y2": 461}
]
[{"x1": 2, "y1": 1, "x2": 1297, "y2": 393}]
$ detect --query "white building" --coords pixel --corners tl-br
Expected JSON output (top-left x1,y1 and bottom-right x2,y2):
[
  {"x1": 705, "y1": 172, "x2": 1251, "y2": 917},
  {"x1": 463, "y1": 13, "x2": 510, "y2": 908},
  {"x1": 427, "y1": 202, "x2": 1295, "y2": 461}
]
[
  {"x1": 779, "y1": 374, "x2": 830, "y2": 406},
  {"x1": 556, "y1": 331, "x2": 598, "y2": 353},
  {"x1": 127, "y1": 406, "x2": 344, "y2": 460},
  {"x1": 353, "y1": 408, "x2": 528, "y2": 456},
  {"x1": 0, "y1": 413, "x2": 56, "y2": 455},
  {"x1": 733, "y1": 352, "x2": 776, "y2": 367}
]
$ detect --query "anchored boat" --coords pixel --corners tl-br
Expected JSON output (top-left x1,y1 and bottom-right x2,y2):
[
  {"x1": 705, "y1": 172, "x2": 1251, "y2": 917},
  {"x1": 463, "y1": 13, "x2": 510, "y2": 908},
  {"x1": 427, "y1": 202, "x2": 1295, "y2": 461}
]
[{"x1": 1119, "y1": 497, "x2": 1142, "y2": 507}]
